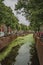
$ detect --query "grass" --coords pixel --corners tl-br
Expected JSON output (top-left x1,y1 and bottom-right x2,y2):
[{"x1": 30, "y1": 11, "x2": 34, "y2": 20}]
[{"x1": 0, "y1": 34, "x2": 34, "y2": 61}]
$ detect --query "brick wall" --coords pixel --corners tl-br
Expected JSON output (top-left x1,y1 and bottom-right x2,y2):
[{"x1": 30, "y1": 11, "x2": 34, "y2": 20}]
[
  {"x1": 0, "y1": 34, "x2": 17, "y2": 50},
  {"x1": 35, "y1": 36, "x2": 43, "y2": 65}
]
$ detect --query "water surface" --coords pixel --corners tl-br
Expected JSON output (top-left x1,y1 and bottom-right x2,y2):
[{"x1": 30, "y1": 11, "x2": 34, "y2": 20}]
[
  {"x1": 14, "y1": 42, "x2": 30, "y2": 65},
  {"x1": 1, "y1": 42, "x2": 31, "y2": 65}
]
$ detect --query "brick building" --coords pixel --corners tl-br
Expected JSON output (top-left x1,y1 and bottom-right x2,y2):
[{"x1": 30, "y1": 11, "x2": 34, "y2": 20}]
[{"x1": 0, "y1": 24, "x2": 12, "y2": 37}]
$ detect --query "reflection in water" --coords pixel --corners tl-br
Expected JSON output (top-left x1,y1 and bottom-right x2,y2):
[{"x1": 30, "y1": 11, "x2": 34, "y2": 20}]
[
  {"x1": 0, "y1": 42, "x2": 40, "y2": 65},
  {"x1": 14, "y1": 43, "x2": 30, "y2": 65},
  {"x1": 1, "y1": 45, "x2": 20, "y2": 65},
  {"x1": 1, "y1": 43, "x2": 30, "y2": 65},
  {"x1": 29, "y1": 43, "x2": 40, "y2": 65}
]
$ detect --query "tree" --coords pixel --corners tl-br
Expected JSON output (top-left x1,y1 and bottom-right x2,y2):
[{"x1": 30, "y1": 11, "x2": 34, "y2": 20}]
[
  {"x1": 15, "y1": 0, "x2": 43, "y2": 32},
  {"x1": 0, "y1": 0, "x2": 19, "y2": 30},
  {"x1": 20, "y1": 24, "x2": 29, "y2": 31}
]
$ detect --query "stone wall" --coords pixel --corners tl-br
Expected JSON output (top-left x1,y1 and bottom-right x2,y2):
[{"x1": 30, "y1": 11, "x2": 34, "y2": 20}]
[
  {"x1": 36, "y1": 36, "x2": 43, "y2": 65},
  {"x1": 0, "y1": 34, "x2": 17, "y2": 50},
  {"x1": 0, "y1": 31, "x2": 32, "y2": 51}
]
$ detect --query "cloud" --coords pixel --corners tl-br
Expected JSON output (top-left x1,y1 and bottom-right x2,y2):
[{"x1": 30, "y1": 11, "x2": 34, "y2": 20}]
[{"x1": 3, "y1": 0, "x2": 30, "y2": 26}]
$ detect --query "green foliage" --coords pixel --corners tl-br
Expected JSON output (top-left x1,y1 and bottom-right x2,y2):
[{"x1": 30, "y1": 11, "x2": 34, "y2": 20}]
[
  {"x1": 0, "y1": 0, "x2": 19, "y2": 30},
  {"x1": 20, "y1": 24, "x2": 29, "y2": 31},
  {"x1": 15, "y1": 0, "x2": 43, "y2": 31}
]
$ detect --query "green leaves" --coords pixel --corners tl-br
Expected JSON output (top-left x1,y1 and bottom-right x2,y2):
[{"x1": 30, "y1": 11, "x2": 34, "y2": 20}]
[
  {"x1": 15, "y1": 0, "x2": 43, "y2": 32},
  {"x1": 0, "y1": 0, "x2": 19, "y2": 30}
]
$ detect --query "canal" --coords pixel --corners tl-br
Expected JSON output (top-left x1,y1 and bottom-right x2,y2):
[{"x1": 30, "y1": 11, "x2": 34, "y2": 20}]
[
  {"x1": 1, "y1": 42, "x2": 31, "y2": 65},
  {"x1": 0, "y1": 34, "x2": 40, "y2": 65}
]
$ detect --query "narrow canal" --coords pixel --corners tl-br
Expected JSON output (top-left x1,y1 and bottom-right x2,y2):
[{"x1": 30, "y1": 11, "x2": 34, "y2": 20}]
[
  {"x1": 14, "y1": 42, "x2": 30, "y2": 65},
  {"x1": 0, "y1": 34, "x2": 40, "y2": 65},
  {"x1": 1, "y1": 42, "x2": 31, "y2": 65}
]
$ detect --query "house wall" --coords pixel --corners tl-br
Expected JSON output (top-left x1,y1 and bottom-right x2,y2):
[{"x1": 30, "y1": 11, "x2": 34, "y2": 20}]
[
  {"x1": 0, "y1": 24, "x2": 13, "y2": 37},
  {"x1": 0, "y1": 25, "x2": 4, "y2": 37}
]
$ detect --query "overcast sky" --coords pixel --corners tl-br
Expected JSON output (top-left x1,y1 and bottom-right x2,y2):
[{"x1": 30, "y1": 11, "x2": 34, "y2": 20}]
[{"x1": 3, "y1": 0, "x2": 30, "y2": 26}]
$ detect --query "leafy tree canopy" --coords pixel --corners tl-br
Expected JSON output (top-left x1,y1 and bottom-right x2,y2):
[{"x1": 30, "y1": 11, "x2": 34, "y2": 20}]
[
  {"x1": 15, "y1": 0, "x2": 43, "y2": 32},
  {"x1": 0, "y1": 0, "x2": 19, "y2": 30}
]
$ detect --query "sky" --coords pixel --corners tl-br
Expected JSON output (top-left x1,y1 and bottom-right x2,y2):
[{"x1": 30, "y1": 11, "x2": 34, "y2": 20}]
[{"x1": 3, "y1": 0, "x2": 30, "y2": 26}]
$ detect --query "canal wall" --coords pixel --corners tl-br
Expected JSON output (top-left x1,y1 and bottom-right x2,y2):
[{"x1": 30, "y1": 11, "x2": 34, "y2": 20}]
[
  {"x1": 0, "y1": 31, "x2": 33, "y2": 51},
  {"x1": 35, "y1": 35, "x2": 43, "y2": 65},
  {"x1": 0, "y1": 34, "x2": 17, "y2": 50}
]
